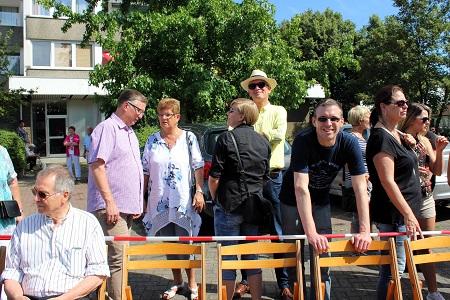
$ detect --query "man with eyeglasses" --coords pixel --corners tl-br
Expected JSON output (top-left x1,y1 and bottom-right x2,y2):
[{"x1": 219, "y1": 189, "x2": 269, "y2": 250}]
[
  {"x1": 279, "y1": 98, "x2": 372, "y2": 300},
  {"x1": 1, "y1": 166, "x2": 110, "y2": 300},
  {"x1": 87, "y1": 88, "x2": 148, "y2": 300},
  {"x1": 236, "y1": 69, "x2": 291, "y2": 299}
]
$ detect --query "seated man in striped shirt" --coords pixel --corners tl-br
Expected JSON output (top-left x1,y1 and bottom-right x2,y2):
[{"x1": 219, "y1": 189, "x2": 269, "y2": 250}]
[{"x1": 1, "y1": 166, "x2": 110, "y2": 300}]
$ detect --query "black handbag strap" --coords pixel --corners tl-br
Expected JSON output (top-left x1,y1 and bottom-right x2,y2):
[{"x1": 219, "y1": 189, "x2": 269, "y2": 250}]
[
  {"x1": 186, "y1": 131, "x2": 195, "y2": 187},
  {"x1": 229, "y1": 131, "x2": 250, "y2": 197}
]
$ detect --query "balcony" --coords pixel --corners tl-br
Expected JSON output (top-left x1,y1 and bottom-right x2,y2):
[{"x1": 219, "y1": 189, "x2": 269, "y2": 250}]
[{"x1": 0, "y1": 11, "x2": 20, "y2": 27}]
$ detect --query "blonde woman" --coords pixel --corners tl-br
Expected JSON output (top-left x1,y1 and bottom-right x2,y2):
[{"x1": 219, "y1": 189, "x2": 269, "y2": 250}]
[
  {"x1": 343, "y1": 106, "x2": 371, "y2": 233},
  {"x1": 398, "y1": 103, "x2": 448, "y2": 300}
]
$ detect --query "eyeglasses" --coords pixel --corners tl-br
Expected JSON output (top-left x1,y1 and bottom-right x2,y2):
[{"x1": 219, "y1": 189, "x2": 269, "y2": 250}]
[
  {"x1": 388, "y1": 100, "x2": 409, "y2": 107},
  {"x1": 31, "y1": 188, "x2": 62, "y2": 201},
  {"x1": 157, "y1": 113, "x2": 176, "y2": 119},
  {"x1": 416, "y1": 116, "x2": 430, "y2": 123},
  {"x1": 127, "y1": 101, "x2": 145, "y2": 115},
  {"x1": 227, "y1": 108, "x2": 242, "y2": 114},
  {"x1": 248, "y1": 82, "x2": 267, "y2": 90},
  {"x1": 317, "y1": 117, "x2": 342, "y2": 123}
]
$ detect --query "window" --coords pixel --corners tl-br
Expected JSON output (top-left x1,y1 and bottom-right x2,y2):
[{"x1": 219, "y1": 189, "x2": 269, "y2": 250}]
[
  {"x1": 33, "y1": 42, "x2": 51, "y2": 66},
  {"x1": 32, "y1": 41, "x2": 93, "y2": 68},
  {"x1": 76, "y1": 0, "x2": 88, "y2": 13},
  {"x1": 0, "y1": 6, "x2": 19, "y2": 26},
  {"x1": 32, "y1": 0, "x2": 50, "y2": 16},
  {"x1": 76, "y1": 44, "x2": 92, "y2": 67},
  {"x1": 55, "y1": 43, "x2": 72, "y2": 67}
]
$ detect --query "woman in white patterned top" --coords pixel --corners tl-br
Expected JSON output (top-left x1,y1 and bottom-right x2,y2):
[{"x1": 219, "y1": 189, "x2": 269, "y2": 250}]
[{"x1": 141, "y1": 98, "x2": 204, "y2": 300}]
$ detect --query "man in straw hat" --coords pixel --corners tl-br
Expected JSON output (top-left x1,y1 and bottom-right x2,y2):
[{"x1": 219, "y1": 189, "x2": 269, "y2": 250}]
[{"x1": 234, "y1": 69, "x2": 291, "y2": 299}]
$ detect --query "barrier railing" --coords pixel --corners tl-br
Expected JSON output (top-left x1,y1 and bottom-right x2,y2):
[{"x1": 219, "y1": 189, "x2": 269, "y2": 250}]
[{"x1": 1, "y1": 230, "x2": 450, "y2": 242}]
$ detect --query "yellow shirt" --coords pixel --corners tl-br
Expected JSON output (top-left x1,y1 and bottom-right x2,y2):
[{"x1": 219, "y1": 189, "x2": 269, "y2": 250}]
[{"x1": 254, "y1": 103, "x2": 287, "y2": 170}]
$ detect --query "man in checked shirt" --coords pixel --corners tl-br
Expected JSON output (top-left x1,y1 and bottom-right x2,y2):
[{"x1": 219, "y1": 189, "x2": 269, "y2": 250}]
[{"x1": 1, "y1": 166, "x2": 109, "y2": 300}]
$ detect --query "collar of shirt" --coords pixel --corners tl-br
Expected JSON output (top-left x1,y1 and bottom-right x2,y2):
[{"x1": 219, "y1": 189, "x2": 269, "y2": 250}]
[{"x1": 111, "y1": 113, "x2": 133, "y2": 132}]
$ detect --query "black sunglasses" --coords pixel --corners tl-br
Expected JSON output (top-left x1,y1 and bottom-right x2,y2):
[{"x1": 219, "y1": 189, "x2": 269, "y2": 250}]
[
  {"x1": 388, "y1": 100, "x2": 409, "y2": 107},
  {"x1": 248, "y1": 82, "x2": 267, "y2": 90},
  {"x1": 416, "y1": 116, "x2": 430, "y2": 123},
  {"x1": 317, "y1": 117, "x2": 341, "y2": 123},
  {"x1": 31, "y1": 188, "x2": 62, "y2": 201}
]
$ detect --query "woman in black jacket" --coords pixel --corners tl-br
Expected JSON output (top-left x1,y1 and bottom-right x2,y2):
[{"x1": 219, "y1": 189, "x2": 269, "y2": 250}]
[{"x1": 209, "y1": 98, "x2": 271, "y2": 300}]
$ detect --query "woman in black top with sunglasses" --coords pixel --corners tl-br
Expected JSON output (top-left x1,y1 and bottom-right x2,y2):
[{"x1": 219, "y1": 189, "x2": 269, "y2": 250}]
[{"x1": 367, "y1": 85, "x2": 422, "y2": 300}]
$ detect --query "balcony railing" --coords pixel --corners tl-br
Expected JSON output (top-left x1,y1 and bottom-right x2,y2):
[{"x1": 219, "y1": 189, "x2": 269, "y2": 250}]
[{"x1": 0, "y1": 12, "x2": 20, "y2": 26}]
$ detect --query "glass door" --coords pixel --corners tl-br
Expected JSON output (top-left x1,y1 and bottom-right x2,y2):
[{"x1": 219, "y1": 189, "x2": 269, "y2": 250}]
[{"x1": 46, "y1": 100, "x2": 67, "y2": 156}]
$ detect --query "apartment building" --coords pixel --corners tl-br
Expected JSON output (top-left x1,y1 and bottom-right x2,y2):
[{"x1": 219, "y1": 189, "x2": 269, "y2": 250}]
[{"x1": 1, "y1": 0, "x2": 106, "y2": 157}]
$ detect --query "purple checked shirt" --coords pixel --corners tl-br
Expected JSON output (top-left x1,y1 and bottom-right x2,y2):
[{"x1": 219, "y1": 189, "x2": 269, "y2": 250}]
[{"x1": 87, "y1": 113, "x2": 144, "y2": 214}]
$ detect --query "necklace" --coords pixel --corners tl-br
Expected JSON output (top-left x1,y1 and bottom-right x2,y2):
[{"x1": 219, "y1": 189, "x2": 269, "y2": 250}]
[
  {"x1": 378, "y1": 118, "x2": 393, "y2": 132},
  {"x1": 161, "y1": 129, "x2": 180, "y2": 148}
]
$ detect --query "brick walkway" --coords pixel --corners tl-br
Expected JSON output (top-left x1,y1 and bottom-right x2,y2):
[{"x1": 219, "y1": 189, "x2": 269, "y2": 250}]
[{"x1": 16, "y1": 159, "x2": 450, "y2": 299}]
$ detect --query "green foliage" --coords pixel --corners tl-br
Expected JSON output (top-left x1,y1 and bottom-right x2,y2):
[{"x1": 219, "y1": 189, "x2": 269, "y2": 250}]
[
  {"x1": 134, "y1": 124, "x2": 160, "y2": 147},
  {"x1": 39, "y1": 0, "x2": 308, "y2": 121},
  {"x1": 0, "y1": 130, "x2": 26, "y2": 175},
  {"x1": 0, "y1": 30, "x2": 30, "y2": 124}
]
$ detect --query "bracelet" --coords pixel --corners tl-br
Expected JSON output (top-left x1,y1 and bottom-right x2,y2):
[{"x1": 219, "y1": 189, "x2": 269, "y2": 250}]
[{"x1": 195, "y1": 190, "x2": 203, "y2": 194}]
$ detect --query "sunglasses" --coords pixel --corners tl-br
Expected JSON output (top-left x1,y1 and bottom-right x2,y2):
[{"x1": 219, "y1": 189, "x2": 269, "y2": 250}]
[
  {"x1": 127, "y1": 101, "x2": 145, "y2": 115},
  {"x1": 416, "y1": 116, "x2": 430, "y2": 123},
  {"x1": 317, "y1": 117, "x2": 342, "y2": 123},
  {"x1": 388, "y1": 100, "x2": 409, "y2": 107},
  {"x1": 248, "y1": 82, "x2": 267, "y2": 90},
  {"x1": 31, "y1": 188, "x2": 62, "y2": 201}
]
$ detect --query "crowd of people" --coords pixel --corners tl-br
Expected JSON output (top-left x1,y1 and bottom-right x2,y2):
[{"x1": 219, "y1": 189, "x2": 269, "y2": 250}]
[{"x1": 0, "y1": 72, "x2": 449, "y2": 300}]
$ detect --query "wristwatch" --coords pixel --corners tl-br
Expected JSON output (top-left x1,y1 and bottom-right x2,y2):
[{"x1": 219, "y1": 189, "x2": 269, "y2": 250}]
[{"x1": 195, "y1": 190, "x2": 203, "y2": 194}]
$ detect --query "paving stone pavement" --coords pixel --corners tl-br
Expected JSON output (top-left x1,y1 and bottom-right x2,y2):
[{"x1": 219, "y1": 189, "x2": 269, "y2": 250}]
[{"x1": 15, "y1": 159, "x2": 450, "y2": 299}]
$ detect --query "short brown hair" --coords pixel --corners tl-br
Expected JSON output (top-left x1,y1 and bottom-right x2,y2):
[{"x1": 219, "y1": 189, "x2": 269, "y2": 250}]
[
  {"x1": 157, "y1": 98, "x2": 180, "y2": 114},
  {"x1": 117, "y1": 89, "x2": 148, "y2": 106},
  {"x1": 230, "y1": 98, "x2": 259, "y2": 126},
  {"x1": 313, "y1": 98, "x2": 343, "y2": 118}
]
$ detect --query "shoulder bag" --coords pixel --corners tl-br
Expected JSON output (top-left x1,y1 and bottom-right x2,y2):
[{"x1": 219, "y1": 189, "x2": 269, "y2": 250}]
[
  {"x1": 186, "y1": 131, "x2": 196, "y2": 199},
  {"x1": 0, "y1": 200, "x2": 22, "y2": 219},
  {"x1": 229, "y1": 131, "x2": 273, "y2": 226}
]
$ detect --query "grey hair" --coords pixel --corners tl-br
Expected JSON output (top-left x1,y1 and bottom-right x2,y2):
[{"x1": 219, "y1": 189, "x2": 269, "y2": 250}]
[{"x1": 37, "y1": 166, "x2": 74, "y2": 198}]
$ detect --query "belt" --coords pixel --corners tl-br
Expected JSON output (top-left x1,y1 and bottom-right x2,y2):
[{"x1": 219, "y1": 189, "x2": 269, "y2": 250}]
[{"x1": 269, "y1": 169, "x2": 281, "y2": 179}]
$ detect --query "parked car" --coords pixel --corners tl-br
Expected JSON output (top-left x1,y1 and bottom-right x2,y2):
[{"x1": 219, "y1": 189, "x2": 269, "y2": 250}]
[{"x1": 330, "y1": 125, "x2": 450, "y2": 206}]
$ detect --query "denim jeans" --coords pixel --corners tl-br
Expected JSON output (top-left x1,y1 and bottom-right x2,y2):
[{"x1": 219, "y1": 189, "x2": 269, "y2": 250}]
[
  {"x1": 375, "y1": 223, "x2": 407, "y2": 300},
  {"x1": 241, "y1": 172, "x2": 290, "y2": 290},
  {"x1": 214, "y1": 205, "x2": 261, "y2": 281},
  {"x1": 281, "y1": 202, "x2": 332, "y2": 300}
]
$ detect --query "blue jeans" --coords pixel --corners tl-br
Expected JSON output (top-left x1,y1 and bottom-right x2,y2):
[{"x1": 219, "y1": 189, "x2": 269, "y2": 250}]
[
  {"x1": 214, "y1": 205, "x2": 261, "y2": 281},
  {"x1": 241, "y1": 172, "x2": 290, "y2": 290},
  {"x1": 281, "y1": 202, "x2": 332, "y2": 300},
  {"x1": 375, "y1": 223, "x2": 407, "y2": 300}
]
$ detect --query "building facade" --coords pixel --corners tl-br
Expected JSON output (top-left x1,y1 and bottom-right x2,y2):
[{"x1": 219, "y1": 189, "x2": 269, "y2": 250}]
[{"x1": 1, "y1": 0, "x2": 106, "y2": 157}]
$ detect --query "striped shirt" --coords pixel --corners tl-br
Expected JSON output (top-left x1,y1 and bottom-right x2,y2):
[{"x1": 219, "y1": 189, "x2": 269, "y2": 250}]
[
  {"x1": 1, "y1": 205, "x2": 110, "y2": 297},
  {"x1": 344, "y1": 132, "x2": 368, "y2": 188},
  {"x1": 87, "y1": 113, "x2": 144, "y2": 214}
]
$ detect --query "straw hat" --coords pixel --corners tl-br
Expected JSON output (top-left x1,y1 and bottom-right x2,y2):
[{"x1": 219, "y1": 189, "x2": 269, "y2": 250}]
[{"x1": 240, "y1": 69, "x2": 277, "y2": 92}]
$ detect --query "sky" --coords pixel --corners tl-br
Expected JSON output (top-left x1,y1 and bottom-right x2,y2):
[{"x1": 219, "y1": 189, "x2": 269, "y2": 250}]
[{"x1": 264, "y1": 0, "x2": 399, "y2": 29}]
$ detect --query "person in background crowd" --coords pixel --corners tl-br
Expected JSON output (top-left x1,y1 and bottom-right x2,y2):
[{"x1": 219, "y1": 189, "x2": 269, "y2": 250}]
[
  {"x1": 25, "y1": 144, "x2": 40, "y2": 172},
  {"x1": 87, "y1": 89, "x2": 147, "y2": 300},
  {"x1": 83, "y1": 126, "x2": 93, "y2": 163},
  {"x1": 343, "y1": 106, "x2": 372, "y2": 233},
  {"x1": 209, "y1": 98, "x2": 271, "y2": 300},
  {"x1": 398, "y1": 103, "x2": 448, "y2": 300},
  {"x1": 141, "y1": 98, "x2": 204, "y2": 300},
  {"x1": 279, "y1": 98, "x2": 371, "y2": 300},
  {"x1": 1, "y1": 166, "x2": 109, "y2": 300},
  {"x1": 238, "y1": 69, "x2": 290, "y2": 299},
  {"x1": 367, "y1": 85, "x2": 422, "y2": 300},
  {"x1": 63, "y1": 126, "x2": 81, "y2": 181},
  {"x1": 16, "y1": 120, "x2": 29, "y2": 145}
]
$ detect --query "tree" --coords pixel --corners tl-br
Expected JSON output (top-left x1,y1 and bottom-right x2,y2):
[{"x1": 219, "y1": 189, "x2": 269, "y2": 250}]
[
  {"x1": 38, "y1": 0, "x2": 308, "y2": 124},
  {"x1": 0, "y1": 29, "x2": 30, "y2": 126},
  {"x1": 279, "y1": 8, "x2": 360, "y2": 107}
]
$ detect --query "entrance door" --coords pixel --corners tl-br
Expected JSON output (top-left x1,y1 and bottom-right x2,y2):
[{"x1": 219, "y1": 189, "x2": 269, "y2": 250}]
[{"x1": 47, "y1": 116, "x2": 66, "y2": 156}]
